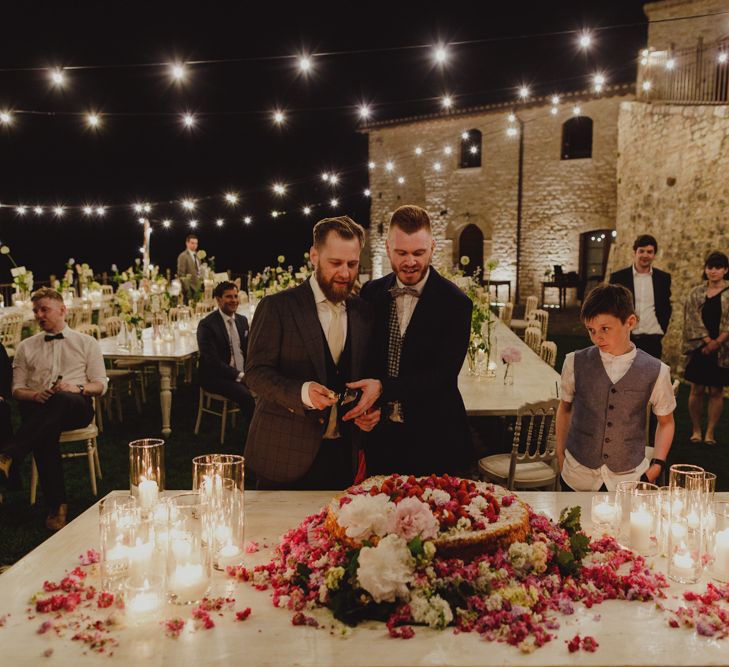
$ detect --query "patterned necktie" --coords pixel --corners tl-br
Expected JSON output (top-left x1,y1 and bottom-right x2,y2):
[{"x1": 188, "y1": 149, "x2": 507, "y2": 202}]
[
  {"x1": 389, "y1": 286, "x2": 420, "y2": 298},
  {"x1": 226, "y1": 318, "x2": 245, "y2": 371},
  {"x1": 387, "y1": 297, "x2": 405, "y2": 422},
  {"x1": 323, "y1": 301, "x2": 345, "y2": 438}
]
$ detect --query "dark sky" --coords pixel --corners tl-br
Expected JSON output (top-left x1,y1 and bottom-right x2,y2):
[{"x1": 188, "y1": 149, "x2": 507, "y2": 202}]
[{"x1": 0, "y1": 0, "x2": 648, "y2": 282}]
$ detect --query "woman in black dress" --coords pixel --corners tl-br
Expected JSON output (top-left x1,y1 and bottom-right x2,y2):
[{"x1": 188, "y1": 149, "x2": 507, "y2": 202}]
[{"x1": 683, "y1": 251, "x2": 729, "y2": 445}]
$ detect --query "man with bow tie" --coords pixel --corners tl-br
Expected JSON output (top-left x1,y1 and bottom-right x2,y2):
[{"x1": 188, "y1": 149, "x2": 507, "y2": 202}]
[
  {"x1": 356, "y1": 205, "x2": 473, "y2": 476},
  {"x1": 0, "y1": 288, "x2": 107, "y2": 530},
  {"x1": 196, "y1": 280, "x2": 254, "y2": 422}
]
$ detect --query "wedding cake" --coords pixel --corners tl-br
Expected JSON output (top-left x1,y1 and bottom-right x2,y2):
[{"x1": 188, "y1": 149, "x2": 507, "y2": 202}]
[{"x1": 326, "y1": 474, "x2": 530, "y2": 559}]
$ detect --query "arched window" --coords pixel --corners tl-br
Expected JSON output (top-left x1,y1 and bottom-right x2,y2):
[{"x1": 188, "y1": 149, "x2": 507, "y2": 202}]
[
  {"x1": 458, "y1": 224, "x2": 484, "y2": 276},
  {"x1": 459, "y1": 129, "x2": 482, "y2": 168},
  {"x1": 561, "y1": 116, "x2": 593, "y2": 160}
]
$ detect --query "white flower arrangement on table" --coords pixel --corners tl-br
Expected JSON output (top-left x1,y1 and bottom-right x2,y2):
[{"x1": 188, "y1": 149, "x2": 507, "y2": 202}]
[
  {"x1": 249, "y1": 254, "x2": 313, "y2": 298},
  {"x1": 0, "y1": 244, "x2": 34, "y2": 295}
]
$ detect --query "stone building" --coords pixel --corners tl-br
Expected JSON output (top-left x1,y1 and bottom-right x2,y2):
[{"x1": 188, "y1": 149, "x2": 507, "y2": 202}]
[{"x1": 364, "y1": 0, "x2": 729, "y2": 373}]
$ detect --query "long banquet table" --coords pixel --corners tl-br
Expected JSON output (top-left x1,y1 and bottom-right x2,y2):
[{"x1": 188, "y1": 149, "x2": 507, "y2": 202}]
[
  {"x1": 1, "y1": 490, "x2": 726, "y2": 666},
  {"x1": 99, "y1": 328, "x2": 198, "y2": 437},
  {"x1": 460, "y1": 319, "x2": 561, "y2": 416}
]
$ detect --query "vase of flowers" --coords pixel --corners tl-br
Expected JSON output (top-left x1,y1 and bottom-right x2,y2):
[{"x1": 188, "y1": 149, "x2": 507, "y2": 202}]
[{"x1": 501, "y1": 346, "x2": 522, "y2": 385}]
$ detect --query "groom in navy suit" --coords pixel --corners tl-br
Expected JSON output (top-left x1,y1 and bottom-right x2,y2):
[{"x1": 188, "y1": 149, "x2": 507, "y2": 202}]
[
  {"x1": 356, "y1": 205, "x2": 473, "y2": 476},
  {"x1": 196, "y1": 281, "x2": 254, "y2": 419}
]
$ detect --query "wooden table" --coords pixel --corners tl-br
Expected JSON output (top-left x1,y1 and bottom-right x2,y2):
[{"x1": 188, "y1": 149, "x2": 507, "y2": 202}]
[
  {"x1": 541, "y1": 281, "x2": 578, "y2": 310},
  {"x1": 485, "y1": 279, "x2": 511, "y2": 304},
  {"x1": 460, "y1": 319, "x2": 561, "y2": 416},
  {"x1": 0, "y1": 490, "x2": 726, "y2": 666},
  {"x1": 99, "y1": 329, "x2": 198, "y2": 437}
]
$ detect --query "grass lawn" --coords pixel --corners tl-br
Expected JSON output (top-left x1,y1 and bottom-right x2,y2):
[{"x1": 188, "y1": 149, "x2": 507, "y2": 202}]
[{"x1": 1, "y1": 338, "x2": 728, "y2": 567}]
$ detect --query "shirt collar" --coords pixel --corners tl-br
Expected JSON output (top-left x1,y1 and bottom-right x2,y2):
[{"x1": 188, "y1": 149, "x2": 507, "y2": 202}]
[
  {"x1": 309, "y1": 274, "x2": 345, "y2": 309},
  {"x1": 598, "y1": 341, "x2": 636, "y2": 363},
  {"x1": 632, "y1": 264, "x2": 653, "y2": 277},
  {"x1": 395, "y1": 267, "x2": 430, "y2": 295},
  {"x1": 218, "y1": 308, "x2": 234, "y2": 324}
]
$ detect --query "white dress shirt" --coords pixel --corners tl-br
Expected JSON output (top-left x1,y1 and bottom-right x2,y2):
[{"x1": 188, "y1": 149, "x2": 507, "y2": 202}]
[
  {"x1": 632, "y1": 266, "x2": 664, "y2": 335},
  {"x1": 393, "y1": 268, "x2": 429, "y2": 336},
  {"x1": 560, "y1": 343, "x2": 675, "y2": 491},
  {"x1": 218, "y1": 309, "x2": 245, "y2": 382},
  {"x1": 12, "y1": 325, "x2": 108, "y2": 394},
  {"x1": 301, "y1": 275, "x2": 348, "y2": 408}
]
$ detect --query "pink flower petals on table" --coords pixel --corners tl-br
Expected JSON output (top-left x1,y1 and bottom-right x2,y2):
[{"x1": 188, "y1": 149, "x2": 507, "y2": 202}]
[
  {"x1": 245, "y1": 540, "x2": 260, "y2": 554},
  {"x1": 78, "y1": 549, "x2": 100, "y2": 566}
]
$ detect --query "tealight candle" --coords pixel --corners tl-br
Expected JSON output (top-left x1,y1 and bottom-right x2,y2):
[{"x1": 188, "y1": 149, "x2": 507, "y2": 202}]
[
  {"x1": 169, "y1": 563, "x2": 209, "y2": 604},
  {"x1": 128, "y1": 538, "x2": 154, "y2": 576},
  {"x1": 670, "y1": 522, "x2": 688, "y2": 542},
  {"x1": 592, "y1": 501, "x2": 616, "y2": 525},
  {"x1": 630, "y1": 508, "x2": 653, "y2": 552},
  {"x1": 216, "y1": 544, "x2": 243, "y2": 569},
  {"x1": 137, "y1": 476, "x2": 159, "y2": 510},
  {"x1": 713, "y1": 528, "x2": 729, "y2": 581},
  {"x1": 215, "y1": 524, "x2": 232, "y2": 545},
  {"x1": 671, "y1": 551, "x2": 696, "y2": 580},
  {"x1": 126, "y1": 589, "x2": 163, "y2": 625},
  {"x1": 687, "y1": 510, "x2": 701, "y2": 530},
  {"x1": 105, "y1": 542, "x2": 128, "y2": 564}
]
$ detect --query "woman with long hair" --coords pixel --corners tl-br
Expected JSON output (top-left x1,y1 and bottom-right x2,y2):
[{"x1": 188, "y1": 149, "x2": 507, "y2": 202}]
[{"x1": 683, "y1": 251, "x2": 729, "y2": 445}]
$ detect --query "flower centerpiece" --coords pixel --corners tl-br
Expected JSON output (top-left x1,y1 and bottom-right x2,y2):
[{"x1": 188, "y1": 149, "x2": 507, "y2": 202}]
[
  {"x1": 501, "y1": 346, "x2": 522, "y2": 385},
  {"x1": 249, "y1": 254, "x2": 311, "y2": 300},
  {"x1": 231, "y1": 476, "x2": 674, "y2": 652},
  {"x1": 0, "y1": 244, "x2": 33, "y2": 304},
  {"x1": 116, "y1": 287, "x2": 144, "y2": 350}
]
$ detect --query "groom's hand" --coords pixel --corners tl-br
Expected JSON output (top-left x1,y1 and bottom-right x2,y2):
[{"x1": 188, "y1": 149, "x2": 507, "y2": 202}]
[
  {"x1": 355, "y1": 408, "x2": 381, "y2": 432},
  {"x1": 342, "y1": 379, "x2": 382, "y2": 421},
  {"x1": 308, "y1": 382, "x2": 338, "y2": 410}
]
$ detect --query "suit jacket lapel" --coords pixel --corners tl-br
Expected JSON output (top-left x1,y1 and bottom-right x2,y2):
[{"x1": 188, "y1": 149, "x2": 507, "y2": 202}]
[
  {"x1": 346, "y1": 297, "x2": 365, "y2": 379},
  {"x1": 402, "y1": 269, "x2": 436, "y2": 346},
  {"x1": 290, "y1": 281, "x2": 327, "y2": 384}
]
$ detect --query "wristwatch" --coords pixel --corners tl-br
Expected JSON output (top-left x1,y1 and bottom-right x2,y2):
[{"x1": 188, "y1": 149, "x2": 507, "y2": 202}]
[
  {"x1": 77, "y1": 384, "x2": 85, "y2": 395},
  {"x1": 649, "y1": 458, "x2": 666, "y2": 471}
]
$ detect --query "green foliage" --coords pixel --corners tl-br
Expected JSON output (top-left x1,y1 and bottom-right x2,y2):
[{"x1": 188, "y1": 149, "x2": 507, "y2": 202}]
[{"x1": 551, "y1": 506, "x2": 590, "y2": 577}]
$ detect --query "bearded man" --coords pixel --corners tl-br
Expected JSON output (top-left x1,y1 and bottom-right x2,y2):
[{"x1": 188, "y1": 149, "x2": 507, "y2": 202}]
[
  {"x1": 244, "y1": 216, "x2": 381, "y2": 489},
  {"x1": 357, "y1": 204, "x2": 473, "y2": 476}
]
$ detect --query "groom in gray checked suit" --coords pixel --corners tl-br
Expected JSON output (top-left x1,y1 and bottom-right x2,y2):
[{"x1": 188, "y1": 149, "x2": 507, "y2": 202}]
[{"x1": 244, "y1": 216, "x2": 382, "y2": 489}]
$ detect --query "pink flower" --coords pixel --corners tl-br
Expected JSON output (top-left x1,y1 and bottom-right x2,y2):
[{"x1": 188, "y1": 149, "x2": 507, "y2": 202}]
[
  {"x1": 501, "y1": 347, "x2": 522, "y2": 364},
  {"x1": 388, "y1": 497, "x2": 439, "y2": 542},
  {"x1": 78, "y1": 549, "x2": 100, "y2": 565},
  {"x1": 245, "y1": 541, "x2": 259, "y2": 554}
]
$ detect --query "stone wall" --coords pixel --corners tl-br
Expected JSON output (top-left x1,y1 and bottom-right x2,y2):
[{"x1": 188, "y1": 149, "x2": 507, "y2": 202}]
[
  {"x1": 611, "y1": 100, "x2": 729, "y2": 373},
  {"x1": 366, "y1": 90, "x2": 632, "y2": 303},
  {"x1": 645, "y1": 0, "x2": 729, "y2": 50}
]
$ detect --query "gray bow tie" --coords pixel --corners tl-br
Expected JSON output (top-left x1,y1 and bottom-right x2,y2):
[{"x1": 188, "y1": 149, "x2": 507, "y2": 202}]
[{"x1": 389, "y1": 286, "x2": 420, "y2": 298}]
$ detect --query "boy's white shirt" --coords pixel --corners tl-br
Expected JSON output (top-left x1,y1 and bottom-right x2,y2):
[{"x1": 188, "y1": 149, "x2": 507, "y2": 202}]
[{"x1": 560, "y1": 343, "x2": 676, "y2": 491}]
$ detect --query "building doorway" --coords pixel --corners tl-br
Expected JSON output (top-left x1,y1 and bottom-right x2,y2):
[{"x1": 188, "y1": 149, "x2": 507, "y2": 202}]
[
  {"x1": 579, "y1": 229, "x2": 615, "y2": 298},
  {"x1": 458, "y1": 224, "x2": 484, "y2": 277}
]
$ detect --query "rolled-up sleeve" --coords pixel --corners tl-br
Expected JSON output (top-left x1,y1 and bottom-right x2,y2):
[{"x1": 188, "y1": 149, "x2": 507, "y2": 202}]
[
  {"x1": 86, "y1": 339, "x2": 108, "y2": 394},
  {"x1": 11, "y1": 343, "x2": 29, "y2": 393}
]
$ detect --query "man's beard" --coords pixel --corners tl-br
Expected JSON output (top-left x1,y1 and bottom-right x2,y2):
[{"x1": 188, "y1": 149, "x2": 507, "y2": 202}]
[{"x1": 316, "y1": 266, "x2": 354, "y2": 303}]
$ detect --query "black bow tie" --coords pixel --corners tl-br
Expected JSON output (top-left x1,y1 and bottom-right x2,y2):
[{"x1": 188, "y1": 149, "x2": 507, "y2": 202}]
[
  {"x1": 44, "y1": 333, "x2": 64, "y2": 342},
  {"x1": 389, "y1": 286, "x2": 420, "y2": 298}
]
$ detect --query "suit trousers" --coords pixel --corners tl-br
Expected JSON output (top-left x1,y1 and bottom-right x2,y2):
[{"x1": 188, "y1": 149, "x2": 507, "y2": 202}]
[
  {"x1": 255, "y1": 437, "x2": 355, "y2": 490},
  {"x1": 200, "y1": 378, "x2": 255, "y2": 420},
  {"x1": 2, "y1": 392, "x2": 93, "y2": 508},
  {"x1": 631, "y1": 334, "x2": 663, "y2": 360}
]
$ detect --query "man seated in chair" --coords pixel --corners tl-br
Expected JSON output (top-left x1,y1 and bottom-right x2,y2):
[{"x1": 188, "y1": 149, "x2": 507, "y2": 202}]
[
  {"x1": 0, "y1": 288, "x2": 108, "y2": 531},
  {"x1": 196, "y1": 281, "x2": 254, "y2": 421}
]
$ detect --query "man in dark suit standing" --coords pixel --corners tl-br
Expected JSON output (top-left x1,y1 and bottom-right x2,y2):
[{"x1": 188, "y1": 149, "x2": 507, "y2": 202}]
[
  {"x1": 244, "y1": 216, "x2": 382, "y2": 490},
  {"x1": 609, "y1": 234, "x2": 672, "y2": 360},
  {"x1": 357, "y1": 205, "x2": 472, "y2": 476},
  {"x1": 176, "y1": 233, "x2": 201, "y2": 302},
  {"x1": 196, "y1": 280, "x2": 254, "y2": 419}
]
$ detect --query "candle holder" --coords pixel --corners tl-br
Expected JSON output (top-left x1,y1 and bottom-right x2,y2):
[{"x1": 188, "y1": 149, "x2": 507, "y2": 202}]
[
  {"x1": 124, "y1": 574, "x2": 165, "y2": 626},
  {"x1": 99, "y1": 497, "x2": 140, "y2": 592},
  {"x1": 129, "y1": 439, "x2": 165, "y2": 511},
  {"x1": 667, "y1": 464, "x2": 705, "y2": 584},
  {"x1": 590, "y1": 493, "x2": 617, "y2": 534},
  {"x1": 192, "y1": 454, "x2": 245, "y2": 494},
  {"x1": 614, "y1": 480, "x2": 641, "y2": 549},
  {"x1": 204, "y1": 478, "x2": 246, "y2": 571},
  {"x1": 167, "y1": 492, "x2": 212, "y2": 605},
  {"x1": 629, "y1": 482, "x2": 659, "y2": 556},
  {"x1": 706, "y1": 500, "x2": 729, "y2": 582}
]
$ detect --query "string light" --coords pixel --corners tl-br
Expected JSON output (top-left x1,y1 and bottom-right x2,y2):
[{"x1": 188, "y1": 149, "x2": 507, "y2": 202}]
[
  {"x1": 50, "y1": 68, "x2": 65, "y2": 87},
  {"x1": 54, "y1": 206, "x2": 65, "y2": 217},
  {"x1": 578, "y1": 32, "x2": 592, "y2": 49},
  {"x1": 182, "y1": 113, "x2": 196, "y2": 128},
  {"x1": 16, "y1": 206, "x2": 27, "y2": 216},
  {"x1": 189, "y1": 220, "x2": 198, "y2": 228},
  {"x1": 441, "y1": 95, "x2": 453, "y2": 109},
  {"x1": 572, "y1": 105, "x2": 582, "y2": 115},
  {"x1": 506, "y1": 126, "x2": 518, "y2": 137},
  {"x1": 0, "y1": 111, "x2": 12, "y2": 125},
  {"x1": 363, "y1": 188, "x2": 370, "y2": 197},
  {"x1": 414, "y1": 147, "x2": 423, "y2": 156},
  {"x1": 96, "y1": 206, "x2": 106, "y2": 216},
  {"x1": 303, "y1": 206, "x2": 311, "y2": 215},
  {"x1": 329, "y1": 198, "x2": 338, "y2": 207},
  {"x1": 385, "y1": 161, "x2": 394, "y2": 172},
  {"x1": 83, "y1": 206, "x2": 93, "y2": 215},
  {"x1": 461, "y1": 131, "x2": 469, "y2": 140},
  {"x1": 666, "y1": 58, "x2": 676, "y2": 70},
  {"x1": 271, "y1": 210, "x2": 279, "y2": 218},
  {"x1": 298, "y1": 56, "x2": 312, "y2": 73},
  {"x1": 593, "y1": 73, "x2": 606, "y2": 92},
  {"x1": 133, "y1": 204, "x2": 143, "y2": 213},
  {"x1": 368, "y1": 161, "x2": 376, "y2": 169},
  {"x1": 244, "y1": 216, "x2": 252, "y2": 224},
  {"x1": 550, "y1": 106, "x2": 559, "y2": 115},
  {"x1": 224, "y1": 192, "x2": 239, "y2": 205},
  {"x1": 469, "y1": 145, "x2": 478, "y2": 154},
  {"x1": 34, "y1": 206, "x2": 43, "y2": 215},
  {"x1": 272, "y1": 109, "x2": 286, "y2": 125},
  {"x1": 433, "y1": 162, "x2": 442, "y2": 171},
  {"x1": 321, "y1": 172, "x2": 330, "y2": 182},
  {"x1": 215, "y1": 218, "x2": 224, "y2": 227},
  {"x1": 443, "y1": 146, "x2": 452, "y2": 155},
  {"x1": 641, "y1": 80, "x2": 652, "y2": 91},
  {"x1": 397, "y1": 176, "x2": 405, "y2": 184},
  {"x1": 329, "y1": 174, "x2": 339, "y2": 185},
  {"x1": 551, "y1": 95, "x2": 560, "y2": 105},
  {"x1": 86, "y1": 113, "x2": 101, "y2": 128},
  {"x1": 138, "y1": 217, "x2": 146, "y2": 224},
  {"x1": 162, "y1": 219, "x2": 172, "y2": 228},
  {"x1": 143, "y1": 204, "x2": 152, "y2": 213},
  {"x1": 434, "y1": 45, "x2": 448, "y2": 64},
  {"x1": 182, "y1": 199, "x2": 196, "y2": 211},
  {"x1": 518, "y1": 86, "x2": 529, "y2": 99},
  {"x1": 358, "y1": 104, "x2": 371, "y2": 120},
  {"x1": 719, "y1": 52, "x2": 728, "y2": 64},
  {"x1": 170, "y1": 63, "x2": 187, "y2": 81},
  {"x1": 273, "y1": 183, "x2": 286, "y2": 196}
]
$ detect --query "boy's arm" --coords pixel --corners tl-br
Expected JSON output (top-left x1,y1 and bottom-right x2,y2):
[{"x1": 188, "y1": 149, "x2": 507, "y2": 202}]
[
  {"x1": 555, "y1": 400, "x2": 573, "y2": 472},
  {"x1": 646, "y1": 412, "x2": 674, "y2": 484}
]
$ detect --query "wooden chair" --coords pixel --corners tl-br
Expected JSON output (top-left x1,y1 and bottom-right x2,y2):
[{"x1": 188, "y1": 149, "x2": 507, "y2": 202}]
[
  {"x1": 524, "y1": 326, "x2": 543, "y2": 354},
  {"x1": 100, "y1": 285, "x2": 114, "y2": 298},
  {"x1": 30, "y1": 398, "x2": 102, "y2": 504},
  {"x1": 510, "y1": 295, "x2": 538, "y2": 334},
  {"x1": 0, "y1": 312, "x2": 24, "y2": 357},
  {"x1": 528, "y1": 308, "x2": 549, "y2": 340},
  {"x1": 539, "y1": 340, "x2": 557, "y2": 368},
  {"x1": 195, "y1": 300, "x2": 216, "y2": 316},
  {"x1": 498, "y1": 302, "x2": 514, "y2": 327},
  {"x1": 478, "y1": 399, "x2": 560, "y2": 491},
  {"x1": 101, "y1": 315, "x2": 123, "y2": 337},
  {"x1": 194, "y1": 387, "x2": 240, "y2": 444}
]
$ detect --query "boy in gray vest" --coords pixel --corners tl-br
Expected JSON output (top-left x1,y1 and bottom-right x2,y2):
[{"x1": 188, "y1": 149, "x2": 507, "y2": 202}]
[{"x1": 556, "y1": 283, "x2": 675, "y2": 492}]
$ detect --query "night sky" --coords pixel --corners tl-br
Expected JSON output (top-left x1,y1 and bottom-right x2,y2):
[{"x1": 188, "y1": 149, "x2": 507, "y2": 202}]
[{"x1": 0, "y1": 0, "x2": 648, "y2": 283}]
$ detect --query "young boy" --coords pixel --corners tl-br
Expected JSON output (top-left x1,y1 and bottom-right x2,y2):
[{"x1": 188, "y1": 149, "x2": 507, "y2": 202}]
[{"x1": 556, "y1": 283, "x2": 675, "y2": 491}]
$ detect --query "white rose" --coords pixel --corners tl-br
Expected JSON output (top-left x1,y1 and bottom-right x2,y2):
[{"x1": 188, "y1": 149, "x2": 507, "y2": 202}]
[
  {"x1": 338, "y1": 494, "x2": 394, "y2": 541},
  {"x1": 429, "y1": 489, "x2": 451, "y2": 506},
  {"x1": 356, "y1": 534, "x2": 413, "y2": 603}
]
